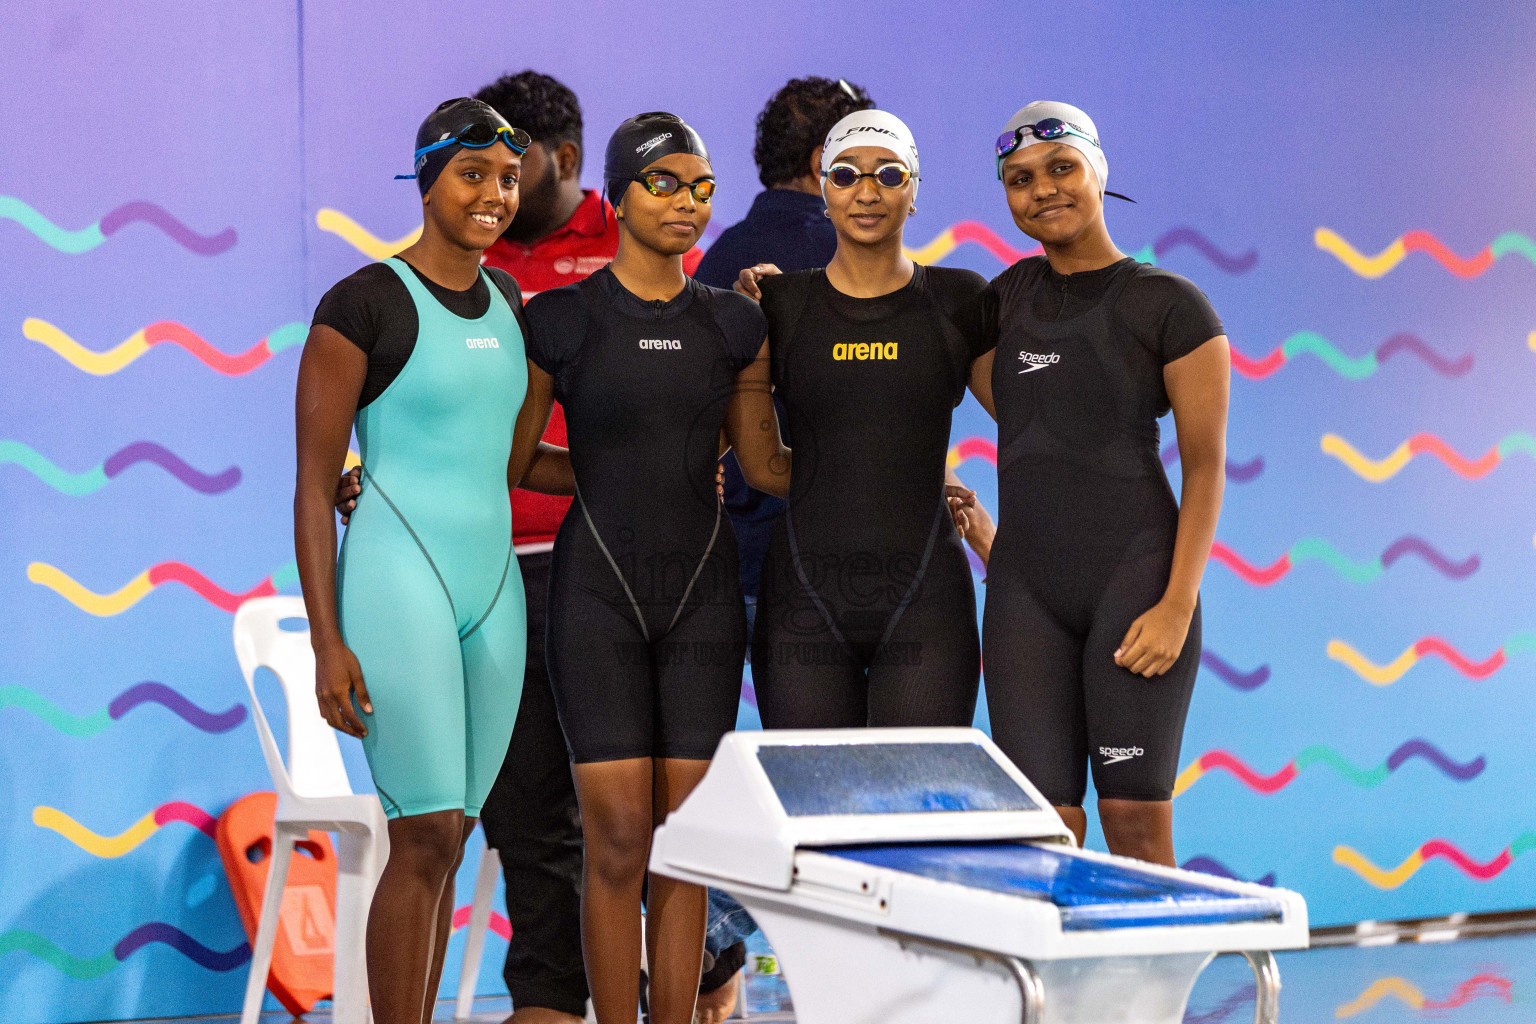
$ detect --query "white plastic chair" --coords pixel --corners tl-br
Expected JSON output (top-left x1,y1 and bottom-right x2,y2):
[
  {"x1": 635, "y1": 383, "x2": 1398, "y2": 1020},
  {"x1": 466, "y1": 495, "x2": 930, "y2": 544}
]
[
  {"x1": 453, "y1": 839, "x2": 502, "y2": 1019},
  {"x1": 233, "y1": 596, "x2": 389, "y2": 1024}
]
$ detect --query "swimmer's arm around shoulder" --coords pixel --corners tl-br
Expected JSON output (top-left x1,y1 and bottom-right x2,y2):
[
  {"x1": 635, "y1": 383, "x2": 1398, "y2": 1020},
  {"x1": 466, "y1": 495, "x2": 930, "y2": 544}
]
[
  {"x1": 508, "y1": 361, "x2": 565, "y2": 493},
  {"x1": 294, "y1": 323, "x2": 371, "y2": 737},
  {"x1": 726, "y1": 338, "x2": 792, "y2": 497}
]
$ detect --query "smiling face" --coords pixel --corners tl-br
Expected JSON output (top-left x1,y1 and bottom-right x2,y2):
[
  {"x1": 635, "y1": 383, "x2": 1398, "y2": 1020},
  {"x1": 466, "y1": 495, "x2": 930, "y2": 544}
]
[
  {"x1": 424, "y1": 144, "x2": 521, "y2": 251},
  {"x1": 999, "y1": 142, "x2": 1103, "y2": 247},
  {"x1": 822, "y1": 145, "x2": 914, "y2": 247},
  {"x1": 616, "y1": 152, "x2": 713, "y2": 256}
]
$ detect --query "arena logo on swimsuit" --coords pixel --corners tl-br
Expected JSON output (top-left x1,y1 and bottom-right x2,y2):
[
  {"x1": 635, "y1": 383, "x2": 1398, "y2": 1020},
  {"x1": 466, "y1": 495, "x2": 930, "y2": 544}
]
[
  {"x1": 638, "y1": 338, "x2": 682, "y2": 350},
  {"x1": 465, "y1": 336, "x2": 501, "y2": 349},
  {"x1": 832, "y1": 342, "x2": 898, "y2": 361}
]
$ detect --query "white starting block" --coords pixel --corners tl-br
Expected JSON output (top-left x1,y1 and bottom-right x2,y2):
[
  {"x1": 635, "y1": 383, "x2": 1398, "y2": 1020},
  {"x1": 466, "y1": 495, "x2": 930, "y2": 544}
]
[{"x1": 651, "y1": 728, "x2": 1307, "y2": 1024}]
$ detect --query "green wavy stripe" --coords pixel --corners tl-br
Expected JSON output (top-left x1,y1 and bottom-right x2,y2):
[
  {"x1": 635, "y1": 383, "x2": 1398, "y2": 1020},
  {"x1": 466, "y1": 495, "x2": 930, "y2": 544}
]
[
  {"x1": 0, "y1": 686, "x2": 111, "y2": 736},
  {"x1": 1496, "y1": 433, "x2": 1536, "y2": 459},
  {"x1": 1281, "y1": 331, "x2": 1378, "y2": 380},
  {"x1": 270, "y1": 560, "x2": 300, "y2": 591},
  {"x1": 1503, "y1": 632, "x2": 1536, "y2": 656},
  {"x1": 1489, "y1": 232, "x2": 1536, "y2": 264},
  {"x1": 1510, "y1": 832, "x2": 1536, "y2": 857},
  {"x1": 0, "y1": 930, "x2": 118, "y2": 979},
  {"x1": 1294, "y1": 745, "x2": 1390, "y2": 787},
  {"x1": 266, "y1": 322, "x2": 308, "y2": 355},
  {"x1": 0, "y1": 197, "x2": 105, "y2": 255},
  {"x1": 0, "y1": 441, "x2": 108, "y2": 496},
  {"x1": 1288, "y1": 537, "x2": 1383, "y2": 584},
  {"x1": 1130, "y1": 245, "x2": 1157, "y2": 266}
]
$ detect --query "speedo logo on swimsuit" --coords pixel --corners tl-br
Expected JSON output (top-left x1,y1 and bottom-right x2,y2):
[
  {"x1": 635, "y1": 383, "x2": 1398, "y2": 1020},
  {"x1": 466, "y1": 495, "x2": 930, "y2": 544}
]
[
  {"x1": 638, "y1": 339, "x2": 682, "y2": 350},
  {"x1": 635, "y1": 132, "x2": 673, "y2": 156},
  {"x1": 1017, "y1": 350, "x2": 1060, "y2": 373},
  {"x1": 465, "y1": 336, "x2": 500, "y2": 349},
  {"x1": 833, "y1": 342, "x2": 898, "y2": 361},
  {"x1": 1099, "y1": 746, "x2": 1144, "y2": 765}
]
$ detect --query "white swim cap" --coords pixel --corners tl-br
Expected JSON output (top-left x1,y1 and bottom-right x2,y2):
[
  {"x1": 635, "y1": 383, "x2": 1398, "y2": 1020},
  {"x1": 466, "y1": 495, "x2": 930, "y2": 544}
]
[
  {"x1": 997, "y1": 101, "x2": 1108, "y2": 194},
  {"x1": 821, "y1": 110, "x2": 920, "y2": 197}
]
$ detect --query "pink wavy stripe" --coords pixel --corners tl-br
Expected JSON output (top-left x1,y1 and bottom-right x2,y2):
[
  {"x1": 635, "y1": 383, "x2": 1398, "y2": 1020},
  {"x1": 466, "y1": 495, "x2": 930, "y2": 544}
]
[{"x1": 152, "y1": 801, "x2": 218, "y2": 839}]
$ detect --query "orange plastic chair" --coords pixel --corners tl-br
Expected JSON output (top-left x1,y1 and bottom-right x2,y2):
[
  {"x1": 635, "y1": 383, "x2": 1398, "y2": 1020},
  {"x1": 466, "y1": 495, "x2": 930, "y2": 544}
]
[{"x1": 217, "y1": 791, "x2": 339, "y2": 1016}]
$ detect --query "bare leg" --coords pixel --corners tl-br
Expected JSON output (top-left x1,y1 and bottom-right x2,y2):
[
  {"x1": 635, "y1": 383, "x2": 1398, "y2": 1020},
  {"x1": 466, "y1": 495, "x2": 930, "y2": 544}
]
[
  {"x1": 572, "y1": 758, "x2": 653, "y2": 1024},
  {"x1": 419, "y1": 817, "x2": 478, "y2": 1023},
  {"x1": 368, "y1": 810, "x2": 468, "y2": 1024},
  {"x1": 1098, "y1": 798, "x2": 1176, "y2": 866},
  {"x1": 1055, "y1": 805, "x2": 1088, "y2": 847},
  {"x1": 645, "y1": 758, "x2": 710, "y2": 1024}
]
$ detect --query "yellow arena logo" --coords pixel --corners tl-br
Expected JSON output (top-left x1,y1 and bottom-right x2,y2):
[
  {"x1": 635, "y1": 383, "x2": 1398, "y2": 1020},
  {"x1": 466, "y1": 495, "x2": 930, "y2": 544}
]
[{"x1": 833, "y1": 342, "x2": 898, "y2": 361}]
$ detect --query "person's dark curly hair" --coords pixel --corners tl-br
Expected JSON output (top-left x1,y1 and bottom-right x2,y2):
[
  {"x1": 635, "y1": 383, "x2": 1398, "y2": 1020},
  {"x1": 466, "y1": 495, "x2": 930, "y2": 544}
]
[
  {"x1": 753, "y1": 77, "x2": 875, "y2": 188},
  {"x1": 475, "y1": 70, "x2": 585, "y2": 170}
]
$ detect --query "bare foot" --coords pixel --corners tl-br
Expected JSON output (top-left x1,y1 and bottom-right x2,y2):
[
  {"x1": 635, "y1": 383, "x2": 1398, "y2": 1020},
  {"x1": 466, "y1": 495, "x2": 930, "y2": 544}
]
[
  {"x1": 504, "y1": 1008, "x2": 585, "y2": 1024},
  {"x1": 692, "y1": 971, "x2": 740, "y2": 1024}
]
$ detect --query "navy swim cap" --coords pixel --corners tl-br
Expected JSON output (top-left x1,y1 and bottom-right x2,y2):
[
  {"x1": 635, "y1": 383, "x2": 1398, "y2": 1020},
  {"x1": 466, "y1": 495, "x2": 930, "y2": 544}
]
[
  {"x1": 412, "y1": 97, "x2": 514, "y2": 197},
  {"x1": 603, "y1": 112, "x2": 710, "y2": 210}
]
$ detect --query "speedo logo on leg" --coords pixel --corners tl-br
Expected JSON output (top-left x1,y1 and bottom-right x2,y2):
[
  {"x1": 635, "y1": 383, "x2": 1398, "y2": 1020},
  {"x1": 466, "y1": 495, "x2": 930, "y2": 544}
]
[
  {"x1": 638, "y1": 339, "x2": 681, "y2": 350},
  {"x1": 833, "y1": 342, "x2": 898, "y2": 361},
  {"x1": 1018, "y1": 350, "x2": 1059, "y2": 373},
  {"x1": 465, "y1": 337, "x2": 500, "y2": 349},
  {"x1": 1099, "y1": 746, "x2": 1144, "y2": 765}
]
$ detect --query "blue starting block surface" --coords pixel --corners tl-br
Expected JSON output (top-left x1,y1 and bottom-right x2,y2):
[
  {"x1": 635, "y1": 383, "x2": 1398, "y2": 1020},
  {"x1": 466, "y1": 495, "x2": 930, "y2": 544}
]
[
  {"x1": 757, "y1": 742, "x2": 1038, "y2": 816},
  {"x1": 821, "y1": 841, "x2": 1287, "y2": 931}
]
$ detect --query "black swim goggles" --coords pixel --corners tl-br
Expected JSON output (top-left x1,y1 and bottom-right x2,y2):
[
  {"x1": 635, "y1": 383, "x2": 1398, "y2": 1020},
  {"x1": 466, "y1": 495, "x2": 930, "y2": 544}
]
[
  {"x1": 822, "y1": 163, "x2": 916, "y2": 189},
  {"x1": 414, "y1": 122, "x2": 532, "y2": 162},
  {"x1": 630, "y1": 172, "x2": 716, "y2": 201}
]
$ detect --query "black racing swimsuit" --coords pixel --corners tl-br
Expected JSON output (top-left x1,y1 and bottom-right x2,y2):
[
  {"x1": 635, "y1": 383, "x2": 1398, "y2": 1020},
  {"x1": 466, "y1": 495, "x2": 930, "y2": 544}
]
[
  {"x1": 751, "y1": 266, "x2": 988, "y2": 729},
  {"x1": 525, "y1": 268, "x2": 764, "y2": 762},
  {"x1": 973, "y1": 256, "x2": 1223, "y2": 805}
]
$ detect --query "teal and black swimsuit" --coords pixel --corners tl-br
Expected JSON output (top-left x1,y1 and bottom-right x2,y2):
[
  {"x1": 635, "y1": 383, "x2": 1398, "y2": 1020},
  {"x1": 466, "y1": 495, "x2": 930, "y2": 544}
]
[{"x1": 314, "y1": 258, "x2": 528, "y2": 818}]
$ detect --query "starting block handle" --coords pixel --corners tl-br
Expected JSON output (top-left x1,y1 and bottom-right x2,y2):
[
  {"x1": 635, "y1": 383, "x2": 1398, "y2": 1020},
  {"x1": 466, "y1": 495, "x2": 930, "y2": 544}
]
[
  {"x1": 878, "y1": 929, "x2": 1042, "y2": 1024},
  {"x1": 1241, "y1": 950, "x2": 1280, "y2": 1024}
]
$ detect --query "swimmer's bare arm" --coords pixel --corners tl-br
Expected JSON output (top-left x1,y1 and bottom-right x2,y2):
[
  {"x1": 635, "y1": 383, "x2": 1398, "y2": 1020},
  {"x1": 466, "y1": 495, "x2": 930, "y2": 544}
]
[
  {"x1": 725, "y1": 337, "x2": 791, "y2": 497},
  {"x1": 508, "y1": 361, "x2": 574, "y2": 495},
  {"x1": 956, "y1": 352, "x2": 999, "y2": 566},
  {"x1": 294, "y1": 323, "x2": 371, "y2": 738},
  {"x1": 1116, "y1": 334, "x2": 1230, "y2": 678},
  {"x1": 967, "y1": 349, "x2": 997, "y2": 420}
]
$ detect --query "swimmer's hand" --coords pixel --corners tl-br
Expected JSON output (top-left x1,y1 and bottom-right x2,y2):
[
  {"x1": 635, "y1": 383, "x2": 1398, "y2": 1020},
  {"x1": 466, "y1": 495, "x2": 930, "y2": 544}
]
[
  {"x1": 315, "y1": 641, "x2": 371, "y2": 737},
  {"x1": 945, "y1": 484, "x2": 977, "y2": 537},
  {"x1": 1114, "y1": 599, "x2": 1193, "y2": 678},
  {"x1": 734, "y1": 263, "x2": 783, "y2": 302},
  {"x1": 335, "y1": 466, "x2": 362, "y2": 524}
]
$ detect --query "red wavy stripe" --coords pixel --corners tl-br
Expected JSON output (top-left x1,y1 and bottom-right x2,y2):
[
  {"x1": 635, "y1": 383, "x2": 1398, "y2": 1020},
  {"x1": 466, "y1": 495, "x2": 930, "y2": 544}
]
[
  {"x1": 1208, "y1": 543, "x2": 1290, "y2": 585},
  {"x1": 143, "y1": 322, "x2": 274, "y2": 377},
  {"x1": 1198, "y1": 751, "x2": 1299, "y2": 794},
  {"x1": 1229, "y1": 347, "x2": 1286, "y2": 380},
  {"x1": 953, "y1": 438, "x2": 997, "y2": 465},
  {"x1": 1400, "y1": 232, "x2": 1495, "y2": 279},
  {"x1": 153, "y1": 801, "x2": 218, "y2": 839},
  {"x1": 1412, "y1": 637, "x2": 1506, "y2": 679},
  {"x1": 1420, "y1": 839, "x2": 1513, "y2": 880},
  {"x1": 1425, "y1": 973, "x2": 1513, "y2": 1010},
  {"x1": 146, "y1": 563, "x2": 277, "y2": 613},
  {"x1": 950, "y1": 222, "x2": 1043, "y2": 265},
  {"x1": 1405, "y1": 434, "x2": 1501, "y2": 479},
  {"x1": 451, "y1": 904, "x2": 512, "y2": 940}
]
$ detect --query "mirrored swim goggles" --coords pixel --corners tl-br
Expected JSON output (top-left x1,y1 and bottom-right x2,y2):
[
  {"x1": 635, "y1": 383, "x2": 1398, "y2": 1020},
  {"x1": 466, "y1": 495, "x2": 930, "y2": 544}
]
[
  {"x1": 822, "y1": 162, "x2": 916, "y2": 189},
  {"x1": 629, "y1": 171, "x2": 716, "y2": 201},
  {"x1": 416, "y1": 122, "x2": 532, "y2": 161},
  {"x1": 993, "y1": 118, "x2": 1135, "y2": 201}
]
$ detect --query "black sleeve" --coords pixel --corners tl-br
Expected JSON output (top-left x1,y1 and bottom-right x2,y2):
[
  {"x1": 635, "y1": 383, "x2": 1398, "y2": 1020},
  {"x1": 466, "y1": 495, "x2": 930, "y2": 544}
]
[
  {"x1": 925, "y1": 267, "x2": 994, "y2": 362},
  {"x1": 709, "y1": 286, "x2": 769, "y2": 372},
  {"x1": 1120, "y1": 267, "x2": 1225, "y2": 364},
  {"x1": 523, "y1": 286, "x2": 589, "y2": 381},
  {"x1": 486, "y1": 267, "x2": 533, "y2": 349},
  {"x1": 312, "y1": 262, "x2": 406, "y2": 354}
]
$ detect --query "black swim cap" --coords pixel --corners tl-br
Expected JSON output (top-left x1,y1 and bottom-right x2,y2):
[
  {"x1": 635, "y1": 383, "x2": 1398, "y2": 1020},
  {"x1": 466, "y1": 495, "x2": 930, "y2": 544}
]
[
  {"x1": 603, "y1": 111, "x2": 710, "y2": 210},
  {"x1": 412, "y1": 97, "x2": 513, "y2": 197}
]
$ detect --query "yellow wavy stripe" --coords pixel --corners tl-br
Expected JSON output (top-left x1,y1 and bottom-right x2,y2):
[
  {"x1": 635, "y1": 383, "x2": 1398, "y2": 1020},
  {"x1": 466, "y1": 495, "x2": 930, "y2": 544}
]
[
  {"x1": 1314, "y1": 228, "x2": 1406, "y2": 279},
  {"x1": 1527, "y1": 331, "x2": 1535, "y2": 353},
  {"x1": 1171, "y1": 762, "x2": 1206, "y2": 798},
  {"x1": 26, "y1": 563, "x2": 154, "y2": 616},
  {"x1": 345, "y1": 449, "x2": 360, "y2": 470},
  {"x1": 33, "y1": 806, "x2": 160, "y2": 858},
  {"x1": 23, "y1": 318, "x2": 150, "y2": 376},
  {"x1": 1333, "y1": 845, "x2": 1425, "y2": 889},
  {"x1": 1326, "y1": 639, "x2": 1418, "y2": 685},
  {"x1": 316, "y1": 208, "x2": 421, "y2": 260},
  {"x1": 1321, "y1": 433, "x2": 1412, "y2": 482},
  {"x1": 902, "y1": 228, "x2": 957, "y2": 265},
  {"x1": 1335, "y1": 977, "x2": 1424, "y2": 1017}
]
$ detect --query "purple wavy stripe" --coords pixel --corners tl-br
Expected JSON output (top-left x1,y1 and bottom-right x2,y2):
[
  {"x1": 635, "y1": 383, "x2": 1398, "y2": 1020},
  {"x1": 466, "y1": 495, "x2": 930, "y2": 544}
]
[
  {"x1": 1380, "y1": 535, "x2": 1480, "y2": 578},
  {"x1": 102, "y1": 442, "x2": 241, "y2": 494},
  {"x1": 1160, "y1": 443, "x2": 1264, "y2": 482},
  {"x1": 1153, "y1": 227, "x2": 1258, "y2": 274},
  {"x1": 98, "y1": 201, "x2": 237, "y2": 255},
  {"x1": 113, "y1": 923, "x2": 251, "y2": 971},
  {"x1": 1386, "y1": 739, "x2": 1486, "y2": 780},
  {"x1": 108, "y1": 681, "x2": 247, "y2": 733},
  {"x1": 740, "y1": 677, "x2": 758, "y2": 709},
  {"x1": 1199, "y1": 650, "x2": 1270, "y2": 690},
  {"x1": 1181, "y1": 856, "x2": 1277, "y2": 887},
  {"x1": 1377, "y1": 333, "x2": 1474, "y2": 377},
  {"x1": 1184, "y1": 983, "x2": 1258, "y2": 1024}
]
